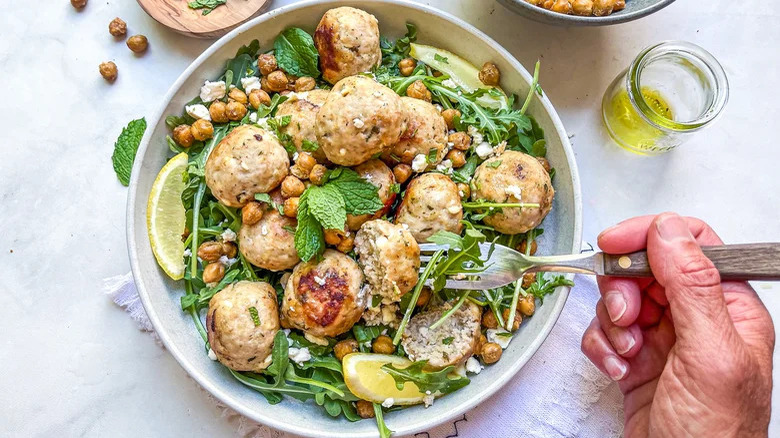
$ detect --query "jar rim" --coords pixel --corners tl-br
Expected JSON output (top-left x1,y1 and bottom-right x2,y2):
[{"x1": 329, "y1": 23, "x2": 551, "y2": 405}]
[{"x1": 626, "y1": 41, "x2": 730, "y2": 132}]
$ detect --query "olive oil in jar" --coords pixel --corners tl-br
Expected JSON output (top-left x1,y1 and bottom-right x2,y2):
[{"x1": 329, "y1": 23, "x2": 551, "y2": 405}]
[{"x1": 603, "y1": 87, "x2": 674, "y2": 153}]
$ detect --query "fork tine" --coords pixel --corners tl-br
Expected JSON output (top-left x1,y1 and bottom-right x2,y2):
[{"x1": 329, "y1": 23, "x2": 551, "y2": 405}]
[{"x1": 418, "y1": 243, "x2": 449, "y2": 253}]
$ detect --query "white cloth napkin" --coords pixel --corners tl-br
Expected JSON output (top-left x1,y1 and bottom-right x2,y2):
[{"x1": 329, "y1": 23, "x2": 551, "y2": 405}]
[{"x1": 104, "y1": 273, "x2": 623, "y2": 438}]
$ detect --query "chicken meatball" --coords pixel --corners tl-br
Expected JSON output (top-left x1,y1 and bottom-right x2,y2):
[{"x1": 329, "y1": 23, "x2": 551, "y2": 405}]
[
  {"x1": 315, "y1": 75, "x2": 406, "y2": 166},
  {"x1": 282, "y1": 250, "x2": 366, "y2": 337},
  {"x1": 471, "y1": 150, "x2": 554, "y2": 234},
  {"x1": 239, "y1": 206, "x2": 299, "y2": 272},
  {"x1": 355, "y1": 220, "x2": 419, "y2": 302},
  {"x1": 386, "y1": 97, "x2": 448, "y2": 168},
  {"x1": 205, "y1": 125, "x2": 289, "y2": 208},
  {"x1": 394, "y1": 173, "x2": 463, "y2": 243},
  {"x1": 401, "y1": 301, "x2": 481, "y2": 370},
  {"x1": 275, "y1": 89, "x2": 330, "y2": 163},
  {"x1": 314, "y1": 7, "x2": 382, "y2": 84},
  {"x1": 346, "y1": 160, "x2": 396, "y2": 230},
  {"x1": 207, "y1": 281, "x2": 280, "y2": 372}
]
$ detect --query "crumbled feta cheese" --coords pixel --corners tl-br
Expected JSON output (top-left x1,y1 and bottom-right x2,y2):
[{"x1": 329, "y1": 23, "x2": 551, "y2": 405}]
[
  {"x1": 468, "y1": 125, "x2": 484, "y2": 145},
  {"x1": 255, "y1": 117, "x2": 270, "y2": 129},
  {"x1": 240, "y1": 76, "x2": 261, "y2": 94},
  {"x1": 447, "y1": 142, "x2": 455, "y2": 148},
  {"x1": 288, "y1": 347, "x2": 311, "y2": 365},
  {"x1": 221, "y1": 229, "x2": 236, "y2": 242},
  {"x1": 486, "y1": 328, "x2": 513, "y2": 349},
  {"x1": 434, "y1": 104, "x2": 443, "y2": 113},
  {"x1": 293, "y1": 152, "x2": 299, "y2": 161},
  {"x1": 339, "y1": 148, "x2": 347, "y2": 156},
  {"x1": 200, "y1": 80, "x2": 226, "y2": 102},
  {"x1": 207, "y1": 349, "x2": 218, "y2": 361},
  {"x1": 436, "y1": 159, "x2": 453, "y2": 175},
  {"x1": 219, "y1": 255, "x2": 237, "y2": 267},
  {"x1": 447, "y1": 204, "x2": 461, "y2": 214},
  {"x1": 381, "y1": 398, "x2": 394, "y2": 408},
  {"x1": 186, "y1": 104, "x2": 211, "y2": 121},
  {"x1": 401, "y1": 223, "x2": 409, "y2": 230},
  {"x1": 352, "y1": 118, "x2": 365, "y2": 128},
  {"x1": 183, "y1": 248, "x2": 192, "y2": 257},
  {"x1": 248, "y1": 112, "x2": 258, "y2": 123},
  {"x1": 505, "y1": 185, "x2": 523, "y2": 200},
  {"x1": 304, "y1": 333, "x2": 329, "y2": 346},
  {"x1": 465, "y1": 356, "x2": 483, "y2": 374},
  {"x1": 442, "y1": 79, "x2": 457, "y2": 89},
  {"x1": 495, "y1": 140, "x2": 507, "y2": 155},
  {"x1": 475, "y1": 142, "x2": 494, "y2": 159},
  {"x1": 313, "y1": 275, "x2": 326, "y2": 286},
  {"x1": 373, "y1": 90, "x2": 383, "y2": 97},
  {"x1": 411, "y1": 154, "x2": 428, "y2": 172},
  {"x1": 283, "y1": 328, "x2": 291, "y2": 335},
  {"x1": 285, "y1": 91, "x2": 309, "y2": 102},
  {"x1": 260, "y1": 225, "x2": 269, "y2": 236}
]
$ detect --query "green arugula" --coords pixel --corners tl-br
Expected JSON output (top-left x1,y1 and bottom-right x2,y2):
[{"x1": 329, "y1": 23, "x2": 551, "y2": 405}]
[
  {"x1": 375, "y1": 23, "x2": 417, "y2": 82},
  {"x1": 187, "y1": 0, "x2": 226, "y2": 15},
  {"x1": 374, "y1": 404, "x2": 393, "y2": 438},
  {"x1": 526, "y1": 273, "x2": 574, "y2": 303},
  {"x1": 381, "y1": 360, "x2": 470, "y2": 395},
  {"x1": 111, "y1": 118, "x2": 147, "y2": 186},
  {"x1": 273, "y1": 28, "x2": 320, "y2": 78}
]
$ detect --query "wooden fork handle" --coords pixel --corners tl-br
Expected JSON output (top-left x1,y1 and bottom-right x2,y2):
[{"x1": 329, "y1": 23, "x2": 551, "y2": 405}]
[{"x1": 603, "y1": 243, "x2": 780, "y2": 281}]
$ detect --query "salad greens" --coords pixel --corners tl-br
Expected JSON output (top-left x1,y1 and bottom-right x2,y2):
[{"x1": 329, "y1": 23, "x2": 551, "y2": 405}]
[
  {"x1": 274, "y1": 28, "x2": 320, "y2": 78},
  {"x1": 112, "y1": 118, "x2": 146, "y2": 186},
  {"x1": 188, "y1": 0, "x2": 226, "y2": 16}
]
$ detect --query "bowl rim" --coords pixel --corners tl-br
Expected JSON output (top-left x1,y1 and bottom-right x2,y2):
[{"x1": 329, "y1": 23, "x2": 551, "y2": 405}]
[
  {"x1": 126, "y1": 1, "x2": 583, "y2": 436},
  {"x1": 498, "y1": 0, "x2": 677, "y2": 25}
]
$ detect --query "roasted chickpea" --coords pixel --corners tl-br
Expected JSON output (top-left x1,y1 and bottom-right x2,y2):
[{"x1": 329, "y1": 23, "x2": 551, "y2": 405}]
[
  {"x1": 399, "y1": 150, "x2": 416, "y2": 165},
  {"x1": 441, "y1": 109, "x2": 461, "y2": 131},
  {"x1": 225, "y1": 101, "x2": 248, "y2": 121},
  {"x1": 542, "y1": 0, "x2": 555, "y2": 8},
  {"x1": 209, "y1": 101, "x2": 229, "y2": 124},
  {"x1": 260, "y1": 76, "x2": 272, "y2": 93},
  {"x1": 309, "y1": 164, "x2": 328, "y2": 186},
  {"x1": 571, "y1": 0, "x2": 594, "y2": 15},
  {"x1": 480, "y1": 342, "x2": 502, "y2": 364},
  {"x1": 71, "y1": 0, "x2": 87, "y2": 9},
  {"x1": 203, "y1": 262, "x2": 225, "y2": 284},
  {"x1": 222, "y1": 241, "x2": 238, "y2": 258},
  {"x1": 294, "y1": 76, "x2": 316, "y2": 92},
  {"x1": 108, "y1": 17, "x2": 127, "y2": 37},
  {"x1": 126, "y1": 35, "x2": 148, "y2": 53},
  {"x1": 290, "y1": 164, "x2": 309, "y2": 180},
  {"x1": 172, "y1": 125, "x2": 194, "y2": 148},
  {"x1": 456, "y1": 182, "x2": 470, "y2": 199},
  {"x1": 334, "y1": 339, "x2": 359, "y2": 361},
  {"x1": 475, "y1": 334, "x2": 488, "y2": 355},
  {"x1": 296, "y1": 152, "x2": 317, "y2": 173},
  {"x1": 416, "y1": 287, "x2": 432, "y2": 308},
  {"x1": 281, "y1": 176, "x2": 305, "y2": 198},
  {"x1": 248, "y1": 89, "x2": 271, "y2": 109},
  {"x1": 432, "y1": 70, "x2": 443, "y2": 77},
  {"x1": 593, "y1": 0, "x2": 614, "y2": 15},
  {"x1": 536, "y1": 156, "x2": 552, "y2": 173},
  {"x1": 356, "y1": 400, "x2": 375, "y2": 419},
  {"x1": 336, "y1": 233, "x2": 355, "y2": 253},
  {"x1": 502, "y1": 308, "x2": 523, "y2": 331},
  {"x1": 283, "y1": 197, "x2": 299, "y2": 218},
  {"x1": 406, "y1": 80, "x2": 432, "y2": 102},
  {"x1": 258, "y1": 54, "x2": 278, "y2": 76},
  {"x1": 614, "y1": 0, "x2": 626, "y2": 11},
  {"x1": 228, "y1": 88, "x2": 248, "y2": 105},
  {"x1": 324, "y1": 229, "x2": 344, "y2": 246},
  {"x1": 399, "y1": 58, "x2": 417, "y2": 76},
  {"x1": 518, "y1": 239, "x2": 538, "y2": 255},
  {"x1": 372, "y1": 335, "x2": 395, "y2": 354},
  {"x1": 518, "y1": 294, "x2": 536, "y2": 317},
  {"x1": 522, "y1": 272, "x2": 535, "y2": 289},
  {"x1": 267, "y1": 70, "x2": 289, "y2": 92},
  {"x1": 478, "y1": 62, "x2": 500, "y2": 86},
  {"x1": 482, "y1": 310, "x2": 498, "y2": 329},
  {"x1": 551, "y1": 0, "x2": 573, "y2": 13},
  {"x1": 191, "y1": 119, "x2": 214, "y2": 141},
  {"x1": 242, "y1": 201, "x2": 264, "y2": 226},
  {"x1": 197, "y1": 241, "x2": 224, "y2": 262},
  {"x1": 446, "y1": 149, "x2": 466, "y2": 168},
  {"x1": 99, "y1": 61, "x2": 118, "y2": 82},
  {"x1": 448, "y1": 132, "x2": 471, "y2": 151},
  {"x1": 392, "y1": 164, "x2": 412, "y2": 184}
]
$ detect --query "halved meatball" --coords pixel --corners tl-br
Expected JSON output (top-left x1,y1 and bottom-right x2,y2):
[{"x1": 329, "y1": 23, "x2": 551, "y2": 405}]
[
  {"x1": 401, "y1": 301, "x2": 481, "y2": 370},
  {"x1": 346, "y1": 160, "x2": 396, "y2": 230},
  {"x1": 239, "y1": 207, "x2": 299, "y2": 271},
  {"x1": 314, "y1": 7, "x2": 382, "y2": 84},
  {"x1": 385, "y1": 97, "x2": 448, "y2": 167},
  {"x1": 282, "y1": 249, "x2": 366, "y2": 337},
  {"x1": 394, "y1": 173, "x2": 463, "y2": 243},
  {"x1": 315, "y1": 75, "x2": 407, "y2": 166},
  {"x1": 205, "y1": 125, "x2": 289, "y2": 208},
  {"x1": 354, "y1": 219, "x2": 419, "y2": 303},
  {"x1": 275, "y1": 89, "x2": 330, "y2": 163},
  {"x1": 471, "y1": 150, "x2": 554, "y2": 234},
  {"x1": 207, "y1": 281, "x2": 280, "y2": 372}
]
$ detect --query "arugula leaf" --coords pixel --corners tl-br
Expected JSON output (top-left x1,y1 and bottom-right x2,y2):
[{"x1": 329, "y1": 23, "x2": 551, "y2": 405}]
[
  {"x1": 266, "y1": 331, "x2": 290, "y2": 378},
  {"x1": 426, "y1": 148, "x2": 438, "y2": 164},
  {"x1": 307, "y1": 185, "x2": 347, "y2": 231},
  {"x1": 294, "y1": 189, "x2": 325, "y2": 262},
  {"x1": 273, "y1": 28, "x2": 320, "y2": 78},
  {"x1": 526, "y1": 273, "x2": 574, "y2": 303},
  {"x1": 375, "y1": 23, "x2": 417, "y2": 82},
  {"x1": 381, "y1": 360, "x2": 470, "y2": 395},
  {"x1": 374, "y1": 404, "x2": 393, "y2": 438},
  {"x1": 111, "y1": 118, "x2": 146, "y2": 186},
  {"x1": 187, "y1": 0, "x2": 226, "y2": 15}
]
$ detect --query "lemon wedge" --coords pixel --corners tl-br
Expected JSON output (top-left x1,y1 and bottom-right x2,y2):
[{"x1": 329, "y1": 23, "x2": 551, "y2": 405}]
[
  {"x1": 342, "y1": 353, "x2": 426, "y2": 405},
  {"x1": 147, "y1": 152, "x2": 189, "y2": 280},
  {"x1": 409, "y1": 43, "x2": 509, "y2": 109}
]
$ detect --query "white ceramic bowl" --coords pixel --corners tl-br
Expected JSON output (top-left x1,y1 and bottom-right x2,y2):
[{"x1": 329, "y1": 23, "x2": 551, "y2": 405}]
[{"x1": 127, "y1": 1, "x2": 582, "y2": 436}]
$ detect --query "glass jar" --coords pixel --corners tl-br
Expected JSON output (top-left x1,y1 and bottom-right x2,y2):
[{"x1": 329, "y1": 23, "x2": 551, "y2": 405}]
[{"x1": 602, "y1": 41, "x2": 729, "y2": 155}]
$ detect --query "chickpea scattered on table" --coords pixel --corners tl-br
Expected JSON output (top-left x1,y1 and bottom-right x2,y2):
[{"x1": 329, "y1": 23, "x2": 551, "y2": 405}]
[
  {"x1": 126, "y1": 35, "x2": 148, "y2": 53},
  {"x1": 99, "y1": 61, "x2": 118, "y2": 82},
  {"x1": 70, "y1": 0, "x2": 87, "y2": 9}
]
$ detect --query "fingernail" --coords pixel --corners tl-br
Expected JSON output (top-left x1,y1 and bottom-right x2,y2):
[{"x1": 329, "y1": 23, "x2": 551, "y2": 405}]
[
  {"x1": 604, "y1": 291, "x2": 627, "y2": 322},
  {"x1": 604, "y1": 356, "x2": 627, "y2": 381},
  {"x1": 656, "y1": 214, "x2": 693, "y2": 242},
  {"x1": 611, "y1": 328, "x2": 636, "y2": 355}
]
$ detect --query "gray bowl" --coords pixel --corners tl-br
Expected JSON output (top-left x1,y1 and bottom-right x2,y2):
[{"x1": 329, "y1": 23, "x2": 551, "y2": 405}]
[
  {"x1": 127, "y1": 0, "x2": 582, "y2": 436},
  {"x1": 498, "y1": 0, "x2": 676, "y2": 26}
]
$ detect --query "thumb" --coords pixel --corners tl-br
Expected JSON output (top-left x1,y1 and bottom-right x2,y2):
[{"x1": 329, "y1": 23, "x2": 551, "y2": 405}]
[{"x1": 647, "y1": 213, "x2": 734, "y2": 342}]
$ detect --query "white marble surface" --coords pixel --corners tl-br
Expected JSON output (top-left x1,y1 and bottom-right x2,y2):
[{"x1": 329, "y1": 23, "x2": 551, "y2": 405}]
[{"x1": 1, "y1": 0, "x2": 778, "y2": 436}]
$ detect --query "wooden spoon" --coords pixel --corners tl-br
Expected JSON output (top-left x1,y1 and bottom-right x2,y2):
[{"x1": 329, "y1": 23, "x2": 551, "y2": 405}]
[{"x1": 136, "y1": 0, "x2": 271, "y2": 39}]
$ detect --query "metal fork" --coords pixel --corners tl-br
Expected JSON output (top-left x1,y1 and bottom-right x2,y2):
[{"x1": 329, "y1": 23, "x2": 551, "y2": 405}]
[{"x1": 418, "y1": 242, "x2": 780, "y2": 290}]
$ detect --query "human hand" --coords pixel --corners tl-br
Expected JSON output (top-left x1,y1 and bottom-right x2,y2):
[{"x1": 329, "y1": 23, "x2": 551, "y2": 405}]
[{"x1": 581, "y1": 213, "x2": 774, "y2": 437}]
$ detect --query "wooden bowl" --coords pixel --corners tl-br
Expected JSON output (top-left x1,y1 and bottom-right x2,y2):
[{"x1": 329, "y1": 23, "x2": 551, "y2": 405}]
[{"x1": 136, "y1": 0, "x2": 271, "y2": 39}]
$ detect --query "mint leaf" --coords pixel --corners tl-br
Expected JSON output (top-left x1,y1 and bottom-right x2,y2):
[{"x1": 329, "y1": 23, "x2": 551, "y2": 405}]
[
  {"x1": 187, "y1": 0, "x2": 226, "y2": 15},
  {"x1": 301, "y1": 139, "x2": 319, "y2": 152},
  {"x1": 248, "y1": 307, "x2": 260, "y2": 326},
  {"x1": 307, "y1": 185, "x2": 346, "y2": 231},
  {"x1": 487, "y1": 160, "x2": 502, "y2": 169},
  {"x1": 273, "y1": 28, "x2": 320, "y2": 78},
  {"x1": 112, "y1": 118, "x2": 146, "y2": 186},
  {"x1": 294, "y1": 190, "x2": 325, "y2": 262},
  {"x1": 326, "y1": 168, "x2": 383, "y2": 216}
]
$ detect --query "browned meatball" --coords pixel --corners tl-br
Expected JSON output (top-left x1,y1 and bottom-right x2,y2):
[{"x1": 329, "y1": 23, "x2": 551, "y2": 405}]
[
  {"x1": 394, "y1": 173, "x2": 463, "y2": 243},
  {"x1": 239, "y1": 208, "x2": 299, "y2": 272},
  {"x1": 385, "y1": 97, "x2": 448, "y2": 169},
  {"x1": 275, "y1": 89, "x2": 330, "y2": 163},
  {"x1": 314, "y1": 7, "x2": 382, "y2": 84}
]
